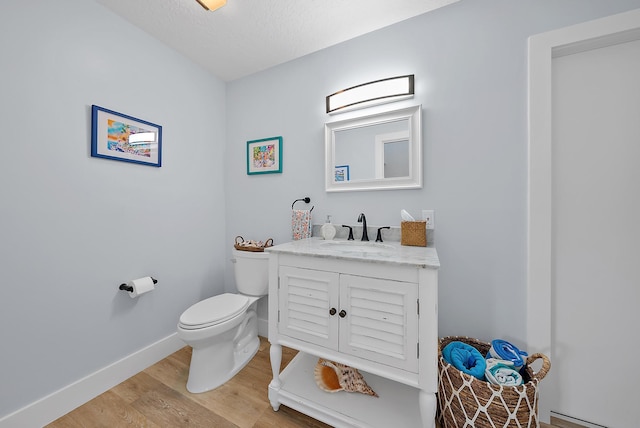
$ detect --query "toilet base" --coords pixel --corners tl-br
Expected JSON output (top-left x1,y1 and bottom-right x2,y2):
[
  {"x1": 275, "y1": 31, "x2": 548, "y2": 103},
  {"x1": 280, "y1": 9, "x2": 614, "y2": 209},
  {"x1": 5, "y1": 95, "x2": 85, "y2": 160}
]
[
  {"x1": 186, "y1": 335, "x2": 260, "y2": 393},
  {"x1": 185, "y1": 323, "x2": 260, "y2": 394}
]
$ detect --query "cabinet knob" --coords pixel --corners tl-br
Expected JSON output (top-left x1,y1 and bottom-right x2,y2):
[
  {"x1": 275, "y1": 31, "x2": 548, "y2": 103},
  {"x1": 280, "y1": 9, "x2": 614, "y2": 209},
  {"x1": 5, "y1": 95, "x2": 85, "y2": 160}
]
[
  {"x1": 329, "y1": 308, "x2": 337, "y2": 316},
  {"x1": 339, "y1": 309, "x2": 347, "y2": 318}
]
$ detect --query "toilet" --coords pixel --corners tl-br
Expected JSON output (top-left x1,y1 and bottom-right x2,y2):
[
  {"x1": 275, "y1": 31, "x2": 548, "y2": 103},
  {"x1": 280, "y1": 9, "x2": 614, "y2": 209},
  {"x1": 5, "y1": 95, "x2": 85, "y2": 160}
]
[{"x1": 177, "y1": 248, "x2": 269, "y2": 393}]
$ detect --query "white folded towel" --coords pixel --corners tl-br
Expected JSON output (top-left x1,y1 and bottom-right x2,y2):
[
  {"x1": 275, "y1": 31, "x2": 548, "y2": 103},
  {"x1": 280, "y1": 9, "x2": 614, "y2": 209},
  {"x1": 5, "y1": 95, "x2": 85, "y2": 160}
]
[{"x1": 485, "y1": 358, "x2": 523, "y2": 386}]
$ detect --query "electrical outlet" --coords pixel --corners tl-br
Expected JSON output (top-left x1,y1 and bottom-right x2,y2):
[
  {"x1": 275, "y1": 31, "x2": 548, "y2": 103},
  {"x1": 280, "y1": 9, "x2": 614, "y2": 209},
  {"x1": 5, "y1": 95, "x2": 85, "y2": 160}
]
[{"x1": 422, "y1": 210, "x2": 435, "y2": 229}]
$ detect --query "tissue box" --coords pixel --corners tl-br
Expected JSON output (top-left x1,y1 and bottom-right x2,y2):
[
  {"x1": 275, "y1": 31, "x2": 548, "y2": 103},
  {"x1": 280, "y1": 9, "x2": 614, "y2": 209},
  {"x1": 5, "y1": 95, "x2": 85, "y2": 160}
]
[{"x1": 401, "y1": 221, "x2": 427, "y2": 247}]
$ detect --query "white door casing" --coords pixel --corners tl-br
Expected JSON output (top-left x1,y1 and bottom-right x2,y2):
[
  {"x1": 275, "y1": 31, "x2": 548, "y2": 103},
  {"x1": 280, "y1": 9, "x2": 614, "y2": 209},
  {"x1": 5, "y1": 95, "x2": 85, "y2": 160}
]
[{"x1": 527, "y1": 7, "x2": 640, "y2": 424}]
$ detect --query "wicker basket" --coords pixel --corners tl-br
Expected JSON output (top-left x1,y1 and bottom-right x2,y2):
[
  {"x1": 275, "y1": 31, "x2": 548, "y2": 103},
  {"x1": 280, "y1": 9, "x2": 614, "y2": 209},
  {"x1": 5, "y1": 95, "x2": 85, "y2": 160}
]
[
  {"x1": 401, "y1": 220, "x2": 427, "y2": 247},
  {"x1": 233, "y1": 236, "x2": 274, "y2": 252},
  {"x1": 438, "y1": 336, "x2": 550, "y2": 428}
]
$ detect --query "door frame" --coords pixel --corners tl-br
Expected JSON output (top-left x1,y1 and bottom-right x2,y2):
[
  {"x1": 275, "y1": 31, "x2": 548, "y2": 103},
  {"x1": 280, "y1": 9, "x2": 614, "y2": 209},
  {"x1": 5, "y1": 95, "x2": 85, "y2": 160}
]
[{"x1": 527, "y1": 7, "x2": 640, "y2": 422}]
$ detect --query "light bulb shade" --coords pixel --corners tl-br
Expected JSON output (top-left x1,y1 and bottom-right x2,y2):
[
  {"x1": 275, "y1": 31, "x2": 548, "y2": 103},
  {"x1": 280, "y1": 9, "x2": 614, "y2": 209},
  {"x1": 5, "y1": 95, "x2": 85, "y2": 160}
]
[
  {"x1": 196, "y1": 0, "x2": 227, "y2": 11},
  {"x1": 326, "y1": 75, "x2": 415, "y2": 114}
]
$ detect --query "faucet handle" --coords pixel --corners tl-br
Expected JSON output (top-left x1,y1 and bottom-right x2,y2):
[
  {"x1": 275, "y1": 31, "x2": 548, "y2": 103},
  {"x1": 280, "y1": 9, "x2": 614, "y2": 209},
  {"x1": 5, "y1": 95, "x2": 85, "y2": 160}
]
[
  {"x1": 342, "y1": 225, "x2": 354, "y2": 240},
  {"x1": 376, "y1": 226, "x2": 391, "y2": 242}
]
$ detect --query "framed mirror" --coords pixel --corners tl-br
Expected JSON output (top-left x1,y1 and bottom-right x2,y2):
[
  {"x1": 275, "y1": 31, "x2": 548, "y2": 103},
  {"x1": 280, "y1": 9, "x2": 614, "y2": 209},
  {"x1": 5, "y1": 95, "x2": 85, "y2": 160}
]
[{"x1": 325, "y1": 105, "x2": 422, "y2": 192}]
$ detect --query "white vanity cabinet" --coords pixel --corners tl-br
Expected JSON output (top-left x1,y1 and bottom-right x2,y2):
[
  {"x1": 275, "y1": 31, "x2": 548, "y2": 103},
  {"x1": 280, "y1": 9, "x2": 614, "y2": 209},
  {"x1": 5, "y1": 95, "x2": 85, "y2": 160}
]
[
  {"x1": 278, "y1": 265, "x2": 419, "y2": 373},
  {"x1": 266, "y1": 239, "x2": 440, "y2": 428}
]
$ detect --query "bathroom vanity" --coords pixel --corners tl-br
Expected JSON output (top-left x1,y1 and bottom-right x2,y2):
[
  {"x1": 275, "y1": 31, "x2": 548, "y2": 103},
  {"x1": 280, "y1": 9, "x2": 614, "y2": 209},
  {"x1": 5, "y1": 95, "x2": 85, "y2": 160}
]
[{"x1": 266, "y1": 238, "x2": 439, "y2": 428}]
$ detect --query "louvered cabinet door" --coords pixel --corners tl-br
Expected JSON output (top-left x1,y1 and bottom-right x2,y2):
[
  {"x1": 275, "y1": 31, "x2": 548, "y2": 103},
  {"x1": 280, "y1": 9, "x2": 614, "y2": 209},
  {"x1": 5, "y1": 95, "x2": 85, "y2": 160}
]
[
  {"x1": 278, "y1": 266, "x2": 339, "y2": 349},
  {"x1": 338, "y1": 274, "x2": 419, "y2": 372}
]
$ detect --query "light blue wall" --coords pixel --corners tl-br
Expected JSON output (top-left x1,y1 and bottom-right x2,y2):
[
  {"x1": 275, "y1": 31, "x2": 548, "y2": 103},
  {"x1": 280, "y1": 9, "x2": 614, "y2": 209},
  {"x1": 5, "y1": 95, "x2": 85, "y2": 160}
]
[
  {"x1": 2, "y1": 0, "x2": 640, "y2": 421},
  {"x1": 0, "y1": 0, "x2": 226, "y2": 418},
  {"x1": 225, "y1": 0, "x2": 640, "y2": 344}
]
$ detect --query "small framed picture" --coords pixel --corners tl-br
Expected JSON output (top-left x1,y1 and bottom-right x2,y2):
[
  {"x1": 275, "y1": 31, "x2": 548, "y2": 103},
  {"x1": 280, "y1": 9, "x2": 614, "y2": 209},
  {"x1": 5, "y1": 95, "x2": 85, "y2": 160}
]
[
  {"x1": 334, "y1": 165, "x2": 350, "y2": 182},
  {"x1": 247, "y1": 136, "x2": 282, "y2": 175},
  {"x1": 91, "y1": 105, "x2": 162, "y2": 167}
]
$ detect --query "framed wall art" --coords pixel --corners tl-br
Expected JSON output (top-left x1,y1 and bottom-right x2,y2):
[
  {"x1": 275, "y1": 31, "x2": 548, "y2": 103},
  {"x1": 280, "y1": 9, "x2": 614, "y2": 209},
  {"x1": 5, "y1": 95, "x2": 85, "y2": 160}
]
[
  {"x1": 91, "y1": 105, "x2": 162, "y2": 167},
  {"x1": 334, "y1": 165, "x2": 350, "y2": 182},
  {"x1": 247, "y1": 136, "x2": 282, "y2": 175}
]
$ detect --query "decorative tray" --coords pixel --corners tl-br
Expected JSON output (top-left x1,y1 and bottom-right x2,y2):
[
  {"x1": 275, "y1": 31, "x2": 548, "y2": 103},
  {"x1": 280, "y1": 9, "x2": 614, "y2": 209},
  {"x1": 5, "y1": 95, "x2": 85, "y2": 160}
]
[{"x1": 234, "y1": 235, "x2": 274, "y2": 252}]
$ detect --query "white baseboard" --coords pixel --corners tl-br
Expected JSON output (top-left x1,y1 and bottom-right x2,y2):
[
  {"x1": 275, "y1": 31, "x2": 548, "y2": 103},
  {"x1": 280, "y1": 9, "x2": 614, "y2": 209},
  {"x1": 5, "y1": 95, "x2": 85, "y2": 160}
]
[{"x1": 0, "y1": 333, "x2": 184, "y2": 428}]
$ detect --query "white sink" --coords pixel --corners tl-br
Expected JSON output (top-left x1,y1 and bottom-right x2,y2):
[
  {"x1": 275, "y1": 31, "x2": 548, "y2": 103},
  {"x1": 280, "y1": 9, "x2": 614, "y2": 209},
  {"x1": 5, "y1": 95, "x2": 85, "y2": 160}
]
[{"x1": 318, "y1": 240, "x2": 396, "y2": 254}]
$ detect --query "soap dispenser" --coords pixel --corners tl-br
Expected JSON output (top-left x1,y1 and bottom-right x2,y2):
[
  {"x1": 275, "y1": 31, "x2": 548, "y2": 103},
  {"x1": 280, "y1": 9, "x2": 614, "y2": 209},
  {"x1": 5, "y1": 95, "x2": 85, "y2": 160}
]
[{"x1": 321, "y1": 215, "x2": 336, "y2": 240}]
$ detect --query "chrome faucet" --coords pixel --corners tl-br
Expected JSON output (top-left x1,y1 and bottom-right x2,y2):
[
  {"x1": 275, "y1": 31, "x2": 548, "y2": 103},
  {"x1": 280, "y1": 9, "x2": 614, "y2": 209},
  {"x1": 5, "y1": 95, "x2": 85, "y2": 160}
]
[{"x1": 357, "y1": 213, "x2": 369, "y2": 241}]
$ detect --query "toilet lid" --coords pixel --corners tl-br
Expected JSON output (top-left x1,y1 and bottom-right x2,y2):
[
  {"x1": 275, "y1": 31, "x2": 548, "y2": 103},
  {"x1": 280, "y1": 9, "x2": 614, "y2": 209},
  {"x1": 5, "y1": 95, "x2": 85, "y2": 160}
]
[{"x1": 179, "y1": 293, "x2": 249, "y2": 329}]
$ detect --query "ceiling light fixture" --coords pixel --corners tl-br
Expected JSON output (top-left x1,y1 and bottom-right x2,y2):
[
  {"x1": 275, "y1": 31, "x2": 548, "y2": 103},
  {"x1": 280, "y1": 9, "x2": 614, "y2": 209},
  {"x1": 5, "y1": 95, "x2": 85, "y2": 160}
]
[
  {"x1": 196, "y1": 0, "x2": 227, "y2": 12},
  {"x1": 326, "y1": 75, "x2": 415, "y2": 114}
]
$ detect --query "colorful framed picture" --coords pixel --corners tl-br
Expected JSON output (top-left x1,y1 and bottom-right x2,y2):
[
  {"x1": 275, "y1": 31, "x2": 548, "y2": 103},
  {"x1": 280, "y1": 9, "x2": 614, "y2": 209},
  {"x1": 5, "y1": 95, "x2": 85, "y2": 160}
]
[
  {"x1": 247, "y1": 136, "x2": 282, "y2": 175},
  {"x1": 91, "y1": 105, "x2": 162, "y2": 167},
  {"x1": 334, "y1": 165, "x2": 350, "y2": 182}
]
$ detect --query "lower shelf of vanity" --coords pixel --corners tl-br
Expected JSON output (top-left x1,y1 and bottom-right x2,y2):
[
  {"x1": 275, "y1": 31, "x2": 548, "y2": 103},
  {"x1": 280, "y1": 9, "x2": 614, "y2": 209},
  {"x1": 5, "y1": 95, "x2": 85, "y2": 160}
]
[{"x1": 272, "y1": 352, "x2": 423, "y2": 428}]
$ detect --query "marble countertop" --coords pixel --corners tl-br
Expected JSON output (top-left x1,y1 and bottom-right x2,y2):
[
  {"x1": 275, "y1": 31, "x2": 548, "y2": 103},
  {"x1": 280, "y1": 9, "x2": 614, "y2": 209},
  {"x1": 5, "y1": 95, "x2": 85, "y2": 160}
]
[{"x1": 265, "y1": 238, "x2": 439, "y2": 269}]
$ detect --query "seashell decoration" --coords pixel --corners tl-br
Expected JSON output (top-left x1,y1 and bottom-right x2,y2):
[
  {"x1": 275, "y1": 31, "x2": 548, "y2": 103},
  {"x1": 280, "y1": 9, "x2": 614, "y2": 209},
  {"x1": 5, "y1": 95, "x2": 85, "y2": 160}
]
[{"x1": 314, "y1": 359, "x2": 378, "y2": 397}]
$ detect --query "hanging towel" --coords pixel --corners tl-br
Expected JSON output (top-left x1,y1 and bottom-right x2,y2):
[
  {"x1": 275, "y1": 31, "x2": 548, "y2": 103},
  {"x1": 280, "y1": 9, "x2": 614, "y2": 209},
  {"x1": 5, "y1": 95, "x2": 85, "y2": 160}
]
[
  {"x1": 485, "y1": 358, "x2": 523, "y2": 386},
  {"x1": 292, "y1": 209, "x2": 312, "y2": 240},
  {"x1": 442, "y1": 341, "x2": 486, "y2": 380},
  {"x1": 487, "y1": 339, "x2": 528, "y2": 370}
]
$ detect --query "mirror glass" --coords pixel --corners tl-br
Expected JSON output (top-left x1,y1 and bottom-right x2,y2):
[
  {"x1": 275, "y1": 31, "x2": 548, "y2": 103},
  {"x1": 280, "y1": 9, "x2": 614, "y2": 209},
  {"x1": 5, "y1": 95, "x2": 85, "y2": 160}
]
[{"x1": 325, "y1": 105, "x2": 422, "y2": 192}]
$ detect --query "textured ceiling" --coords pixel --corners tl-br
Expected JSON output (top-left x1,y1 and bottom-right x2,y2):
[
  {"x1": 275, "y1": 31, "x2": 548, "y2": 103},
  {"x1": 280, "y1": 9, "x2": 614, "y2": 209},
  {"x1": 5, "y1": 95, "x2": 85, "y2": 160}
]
[{"x1": 95, "y1": 0, "x2": 460, "y2": 82}]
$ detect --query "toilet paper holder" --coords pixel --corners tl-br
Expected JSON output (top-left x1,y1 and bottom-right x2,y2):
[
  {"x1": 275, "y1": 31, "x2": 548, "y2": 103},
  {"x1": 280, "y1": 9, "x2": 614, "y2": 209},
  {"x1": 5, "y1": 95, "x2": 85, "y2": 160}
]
[{"x1": 119, "y1": 277, "x2": 158, "y2": 293}]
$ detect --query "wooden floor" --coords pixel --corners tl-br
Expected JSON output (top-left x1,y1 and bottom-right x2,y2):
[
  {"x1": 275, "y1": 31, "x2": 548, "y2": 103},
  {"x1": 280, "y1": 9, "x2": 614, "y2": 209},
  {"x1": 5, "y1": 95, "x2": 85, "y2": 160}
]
[
  {"x1": 47, "y1": 337, "x2": 332, "y2": 428},
  {"x1": 47, "y1": 337, "x2": 564, "y2": 428}
]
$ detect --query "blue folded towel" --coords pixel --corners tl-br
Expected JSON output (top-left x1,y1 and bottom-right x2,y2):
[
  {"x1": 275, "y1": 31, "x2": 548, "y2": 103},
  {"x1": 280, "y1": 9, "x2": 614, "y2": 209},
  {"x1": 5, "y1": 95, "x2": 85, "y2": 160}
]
[
  {"x1": 487, "y1": 339, "x2": 528, "y2": 370},
  {"x1": 442, "y1": 341, "x2": 486, "y2": 380}
]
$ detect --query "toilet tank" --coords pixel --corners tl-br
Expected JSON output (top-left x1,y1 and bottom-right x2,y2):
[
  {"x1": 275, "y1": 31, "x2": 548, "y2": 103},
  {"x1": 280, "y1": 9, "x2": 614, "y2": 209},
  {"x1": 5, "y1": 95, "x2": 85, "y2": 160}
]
[{"x1": 232, "y1": 249, "x2": 270, "y2": 296}]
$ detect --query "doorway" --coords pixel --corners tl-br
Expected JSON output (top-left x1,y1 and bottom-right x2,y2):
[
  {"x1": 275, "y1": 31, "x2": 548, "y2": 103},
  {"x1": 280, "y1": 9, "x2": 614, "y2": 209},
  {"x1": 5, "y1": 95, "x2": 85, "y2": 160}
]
[
  {"x1": 528, "y1": 8, "x2": 640, "y2": 426},
  {"x1": 550, "y1": 37, "x2": 640, "y2": 427}
]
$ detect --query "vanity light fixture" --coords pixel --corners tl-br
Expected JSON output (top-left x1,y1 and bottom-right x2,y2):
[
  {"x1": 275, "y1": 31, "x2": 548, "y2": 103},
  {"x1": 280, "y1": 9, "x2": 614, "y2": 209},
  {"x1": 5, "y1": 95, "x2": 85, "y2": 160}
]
[
  {"x1": 196, "y1": 0, "x2": 226, "y2": 11},
  {"x1": 326, "y1": 74, "x2": 414, "y2": 114}
]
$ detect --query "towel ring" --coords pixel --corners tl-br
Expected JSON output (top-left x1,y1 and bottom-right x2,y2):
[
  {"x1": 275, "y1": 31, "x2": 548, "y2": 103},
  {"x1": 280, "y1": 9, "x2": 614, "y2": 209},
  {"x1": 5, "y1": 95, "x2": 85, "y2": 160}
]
[{"x1": 291, "y1": 197, "x2": 314, "y2": 211}]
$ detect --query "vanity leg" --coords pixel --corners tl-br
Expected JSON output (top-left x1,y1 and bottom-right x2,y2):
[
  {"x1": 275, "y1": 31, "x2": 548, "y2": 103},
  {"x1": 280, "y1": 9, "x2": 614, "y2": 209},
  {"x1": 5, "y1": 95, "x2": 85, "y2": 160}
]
[
  {"x1": 268, "y1": 343, "x2": 282, "y2": 411},
  {"x1": 419, "y1": 390, "x2": 436, "y2": 428}
]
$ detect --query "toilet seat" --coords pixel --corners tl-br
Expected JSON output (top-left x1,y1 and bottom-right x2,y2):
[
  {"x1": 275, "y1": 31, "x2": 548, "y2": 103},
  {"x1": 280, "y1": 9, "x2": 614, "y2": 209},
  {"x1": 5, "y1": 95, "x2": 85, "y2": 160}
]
[{"x1": 179, "y1": 293, "x2": 249, "y2": 330}]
